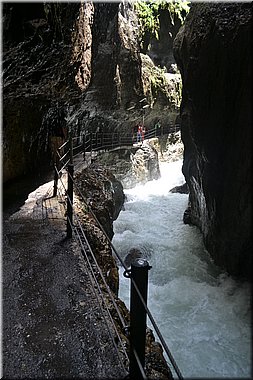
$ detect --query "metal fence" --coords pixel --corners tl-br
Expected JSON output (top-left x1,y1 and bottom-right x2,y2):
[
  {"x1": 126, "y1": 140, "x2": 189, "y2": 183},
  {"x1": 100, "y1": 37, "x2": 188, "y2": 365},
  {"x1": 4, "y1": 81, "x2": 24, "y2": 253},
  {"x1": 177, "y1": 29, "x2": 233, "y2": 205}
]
[{"x1": 51, "y1": 125, "x2": 183, "y2": 379}]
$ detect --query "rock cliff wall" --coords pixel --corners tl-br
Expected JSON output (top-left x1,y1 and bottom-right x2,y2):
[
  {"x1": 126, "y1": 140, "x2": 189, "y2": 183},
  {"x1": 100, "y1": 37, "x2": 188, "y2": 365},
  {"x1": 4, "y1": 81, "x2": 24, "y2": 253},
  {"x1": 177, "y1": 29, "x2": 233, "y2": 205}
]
[
  {"x1": 2, "y1": 1, "x2": 180, "y2": 183},
  {"x1": 145, "y1": 8, "x2": 182, "y2": 71},
  {"x1": 173, "y1": 3, "x2": 252, "y2": 279},
  {"x1": 2, "y1": 3, "x2": 82, "y2": 182}
]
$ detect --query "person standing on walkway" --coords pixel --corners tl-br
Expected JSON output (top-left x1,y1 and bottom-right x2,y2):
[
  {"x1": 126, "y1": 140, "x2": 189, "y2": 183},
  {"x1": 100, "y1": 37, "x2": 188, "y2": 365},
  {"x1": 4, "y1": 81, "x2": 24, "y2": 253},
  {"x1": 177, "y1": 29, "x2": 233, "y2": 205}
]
[
  {"x1": 154, "y1": 119, "x2": 161, "y2": 136},
  {"x1": 137, "y1": 123, "x2": 142, "y2": 143}
]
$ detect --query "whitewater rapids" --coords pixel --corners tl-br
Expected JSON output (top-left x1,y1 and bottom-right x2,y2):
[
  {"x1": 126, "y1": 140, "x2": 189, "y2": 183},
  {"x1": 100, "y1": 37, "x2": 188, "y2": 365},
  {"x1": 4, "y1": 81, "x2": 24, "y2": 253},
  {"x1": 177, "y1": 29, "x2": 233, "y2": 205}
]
[{"x1": 112, "y1": 160, "x2": 251, "y2": 378}]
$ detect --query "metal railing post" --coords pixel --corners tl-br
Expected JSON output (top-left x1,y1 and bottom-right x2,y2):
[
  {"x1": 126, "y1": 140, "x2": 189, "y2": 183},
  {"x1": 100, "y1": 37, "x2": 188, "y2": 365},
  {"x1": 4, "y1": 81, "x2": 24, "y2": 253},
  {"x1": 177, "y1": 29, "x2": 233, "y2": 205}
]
[
  {"x1": 53, "y1": 145, "x2": 61, "y2": 197},
  {"x1": 83, "y1": 135, "x2": 86, "y2": 161},
  {"x1": 67, "y1": 163, "x2": 74, "y2": 238},
  {"x1": 91, "y1": 132, "x2": 93, "y2": 163},
  {"x1": 53, "y1": 165, "x2": 58, "y2": 197},
  {"x1": 69, "y1": 132, "x2": 73, "y2": 165},
  {"x1": 129, "y1": 258, "x2": 151, "y2": 379},
  {"x1": 95, "y1": 132, "x2": 97, "y2": 149}
]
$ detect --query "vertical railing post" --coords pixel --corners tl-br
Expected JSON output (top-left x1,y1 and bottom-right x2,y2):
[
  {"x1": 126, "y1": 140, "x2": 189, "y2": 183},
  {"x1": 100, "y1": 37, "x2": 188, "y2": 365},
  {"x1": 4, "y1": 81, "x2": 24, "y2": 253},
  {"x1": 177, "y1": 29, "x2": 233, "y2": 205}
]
[
  {"x1": 53, "y1": 164, "x2": 58, "y2": 197},
  {"x1": 129, "y1": 258, "x2": 151, "y2": 379},
  {"x1": 95, "y1": 132, "x2": 98, "y2": 149},
  {"x1": 53, "y1": 145, "x2": 61, "y2": 197},
  {"x1": 69, "y1": 130, "x2": 73, "y2": 165},
  {"x1": 67, "y1": 163, "x2": 74, "y2": 238},
  {"x1": 90, "y1": 132, "x2": 93, "y2": 163},
  {"x1": 83, "y1": 134, "x2": 86, "y2": 161}
]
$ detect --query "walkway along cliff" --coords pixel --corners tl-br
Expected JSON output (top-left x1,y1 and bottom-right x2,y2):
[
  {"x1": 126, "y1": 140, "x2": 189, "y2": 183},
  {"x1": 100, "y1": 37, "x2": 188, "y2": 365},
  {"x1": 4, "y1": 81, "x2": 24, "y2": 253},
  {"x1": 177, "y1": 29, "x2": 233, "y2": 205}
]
[
  {"x1": 3, "y1": 2, "x2": 251, "y2": 280},
  {"x1": 3, "y1": 133, "x2": 176, "y2": 378},
  {"x1": 2, "y1": 2, "x2": 252, "y2": 377}
]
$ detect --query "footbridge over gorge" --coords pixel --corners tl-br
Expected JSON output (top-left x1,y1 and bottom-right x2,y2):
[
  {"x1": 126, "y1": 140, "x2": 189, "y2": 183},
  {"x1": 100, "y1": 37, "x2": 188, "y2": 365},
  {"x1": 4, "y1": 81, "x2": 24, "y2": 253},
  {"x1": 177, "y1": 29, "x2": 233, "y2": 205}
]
[{"x1": 65, "y1": 122, "x2": 181, "y2": 169}]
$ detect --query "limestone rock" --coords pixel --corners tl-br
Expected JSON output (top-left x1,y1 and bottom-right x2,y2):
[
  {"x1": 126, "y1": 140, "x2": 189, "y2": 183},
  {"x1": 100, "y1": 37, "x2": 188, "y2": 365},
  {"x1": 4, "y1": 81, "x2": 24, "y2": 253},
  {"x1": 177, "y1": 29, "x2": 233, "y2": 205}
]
[
  {"x1": 174, "y1": 3, "x2": 252, "y2": 279},
  {"x1": 75, "y1": 165, "x2": 125, "y2": 240},
  {"x1": 124, "y1": 248, "x2": 143, "y2": 268},
  {"x1": 170, "y1": 182, "x2": 188, "y2": 194},
  {"x1": 3, "y1": 2, "x2": 180, "y2": 183},
  {"x1": 130, "y1": 141, "x2": 160, "y2": 183}
]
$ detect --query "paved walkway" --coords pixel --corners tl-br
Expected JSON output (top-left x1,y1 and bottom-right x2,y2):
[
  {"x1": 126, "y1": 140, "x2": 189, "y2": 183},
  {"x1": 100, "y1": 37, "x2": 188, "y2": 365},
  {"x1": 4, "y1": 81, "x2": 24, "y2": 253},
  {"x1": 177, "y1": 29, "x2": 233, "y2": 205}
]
[{"x1": 2, "y1": 173, "x2": 127, "y2": 379}]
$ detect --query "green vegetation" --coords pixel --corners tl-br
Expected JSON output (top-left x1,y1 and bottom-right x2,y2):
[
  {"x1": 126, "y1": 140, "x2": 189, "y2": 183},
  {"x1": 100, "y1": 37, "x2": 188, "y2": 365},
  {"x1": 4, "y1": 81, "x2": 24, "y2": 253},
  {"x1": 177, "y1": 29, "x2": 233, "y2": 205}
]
[
  {"x1": 150, "y1": 65, "x2": 167, "y2": 93},
  {"x1": 141, "y1": 54, "x2": 182, "y2": 109},
  {"x1": 134, "y1": 0, "x2": 190, "y2": 50},
  {"x1": 150, "y1": 65, "x2": 182, "y2": 107}
]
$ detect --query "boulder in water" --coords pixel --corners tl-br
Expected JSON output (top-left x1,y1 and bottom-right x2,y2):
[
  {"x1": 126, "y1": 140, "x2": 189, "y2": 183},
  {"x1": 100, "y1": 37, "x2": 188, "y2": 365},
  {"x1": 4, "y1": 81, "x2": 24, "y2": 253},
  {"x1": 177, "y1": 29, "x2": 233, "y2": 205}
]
[
  {"x1": 124, "y1": 248, "x2": 143, "y2": 268},
  {"x1": 170, "y1": 182, "x2": 189, "y2": 194},
  {"x1": 130, "y1": 141, "x2": 160, "y2": 183}
]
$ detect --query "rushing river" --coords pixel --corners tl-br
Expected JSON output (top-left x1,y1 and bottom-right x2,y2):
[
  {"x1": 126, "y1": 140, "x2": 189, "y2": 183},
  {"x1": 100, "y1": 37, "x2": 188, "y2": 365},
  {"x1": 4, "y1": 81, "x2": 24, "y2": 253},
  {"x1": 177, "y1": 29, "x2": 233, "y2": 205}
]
[{"x1": 112, "y1": 160, "x2": 251, "y2": 379}]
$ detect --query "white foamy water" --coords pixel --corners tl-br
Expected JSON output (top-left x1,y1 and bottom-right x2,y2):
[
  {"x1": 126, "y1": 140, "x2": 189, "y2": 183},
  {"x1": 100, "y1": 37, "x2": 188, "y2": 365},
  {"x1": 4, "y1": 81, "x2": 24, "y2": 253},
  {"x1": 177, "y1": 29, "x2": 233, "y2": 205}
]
[{"x1": 112, "y1": 160, "x2": 251, "y2": 378}]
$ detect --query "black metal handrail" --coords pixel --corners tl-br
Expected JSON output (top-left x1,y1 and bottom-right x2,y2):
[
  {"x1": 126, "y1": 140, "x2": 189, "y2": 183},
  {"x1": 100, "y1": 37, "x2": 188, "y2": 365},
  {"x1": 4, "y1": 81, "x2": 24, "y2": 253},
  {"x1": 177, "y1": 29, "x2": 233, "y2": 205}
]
[
  {"x1": 81, "y1": 123, "x2": 180, "y2": 154},
  {"x1": 51, "y1": 122, "x2": 183, "y2": 379}
]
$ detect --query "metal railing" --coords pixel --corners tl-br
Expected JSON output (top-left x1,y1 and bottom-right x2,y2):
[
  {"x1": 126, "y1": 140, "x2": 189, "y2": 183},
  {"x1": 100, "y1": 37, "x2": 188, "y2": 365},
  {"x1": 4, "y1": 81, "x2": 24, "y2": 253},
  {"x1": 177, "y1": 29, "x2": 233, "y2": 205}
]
[
  {"x1": 79, "y1": 123, "x2": 180, "y2": 156},
  {"x1": 50, "y1": 124, "x2": 183, "y2": 379}
]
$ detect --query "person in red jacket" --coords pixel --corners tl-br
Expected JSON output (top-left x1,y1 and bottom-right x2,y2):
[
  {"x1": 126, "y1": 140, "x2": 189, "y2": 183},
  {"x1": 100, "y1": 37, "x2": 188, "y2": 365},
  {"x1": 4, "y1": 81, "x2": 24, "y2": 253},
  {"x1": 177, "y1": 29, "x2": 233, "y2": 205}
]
[{"x1": 137, "y1": 123, "x2": 142, "y2": 143}]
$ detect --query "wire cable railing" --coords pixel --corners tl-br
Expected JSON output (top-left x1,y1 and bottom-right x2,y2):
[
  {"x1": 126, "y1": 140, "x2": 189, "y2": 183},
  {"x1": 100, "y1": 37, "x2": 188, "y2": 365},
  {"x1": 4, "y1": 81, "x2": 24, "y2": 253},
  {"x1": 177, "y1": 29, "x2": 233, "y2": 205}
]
[
  {"x1": 51, "y1": 124, "x2": 183, "y2": 379},
  {"x1": 66, "y1": 170, "x2": 130, "y2": 332},
  {"x1": 67, "y1": 167, "x2": 183, "y2": 379},
  {"x1": 51, "y1": 164, "x2": 129, "y2": 375},
  {"x1": 72, "y1": 220, "x2": 129, "y2": 373}
]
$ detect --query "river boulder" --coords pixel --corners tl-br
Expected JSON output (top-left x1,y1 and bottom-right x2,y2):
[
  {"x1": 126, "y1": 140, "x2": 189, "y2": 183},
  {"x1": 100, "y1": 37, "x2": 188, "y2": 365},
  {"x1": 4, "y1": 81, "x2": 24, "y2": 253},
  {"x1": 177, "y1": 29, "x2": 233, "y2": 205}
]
[
  {"x1": 75, "y1": 165, "x2": 125, "y2": 241},
  {"x1": 130, "y1": 140, "x2": 161, "y2": 183}
]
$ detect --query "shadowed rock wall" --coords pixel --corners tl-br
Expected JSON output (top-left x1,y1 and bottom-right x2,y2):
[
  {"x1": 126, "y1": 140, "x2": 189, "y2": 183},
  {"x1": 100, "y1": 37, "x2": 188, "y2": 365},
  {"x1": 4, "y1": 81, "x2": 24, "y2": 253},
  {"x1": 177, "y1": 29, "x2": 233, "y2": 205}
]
[
  {"x1": 173, "y1": 3, "x2": 252, "y2": 279},
  {"x1": 145, "y1": 8, "x2": 182, "y2": 71},
  {"x1": 3, "y1": 2, "x2": 180, "y2": 183},
  {"x1": 2, "y1": 3, "x2": 82, "y2": 182},
  {"x1": 2, "y1": 2, "x2": 143, "y2": 182}
]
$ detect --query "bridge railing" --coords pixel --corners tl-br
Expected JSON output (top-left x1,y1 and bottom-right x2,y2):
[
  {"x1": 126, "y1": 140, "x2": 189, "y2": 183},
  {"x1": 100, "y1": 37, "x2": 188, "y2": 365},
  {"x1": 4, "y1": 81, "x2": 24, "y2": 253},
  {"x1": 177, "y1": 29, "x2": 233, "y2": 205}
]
[
  {"x1": 77, "y1": 122, "x2": 181, "y2": 156},
  {"x1": 50, "y1": 122, "x2": 183, "y2": 379},
  {"x1": 91, "y1": 132, "x2": 134, "y2": 151}
]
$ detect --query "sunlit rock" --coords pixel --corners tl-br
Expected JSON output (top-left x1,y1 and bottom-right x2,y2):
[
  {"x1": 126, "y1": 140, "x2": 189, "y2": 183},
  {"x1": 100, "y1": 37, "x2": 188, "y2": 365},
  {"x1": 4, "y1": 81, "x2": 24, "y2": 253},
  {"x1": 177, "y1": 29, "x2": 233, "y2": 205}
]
[{"x1": 130, "y1": 141, "x2": 160, "y2": 183}]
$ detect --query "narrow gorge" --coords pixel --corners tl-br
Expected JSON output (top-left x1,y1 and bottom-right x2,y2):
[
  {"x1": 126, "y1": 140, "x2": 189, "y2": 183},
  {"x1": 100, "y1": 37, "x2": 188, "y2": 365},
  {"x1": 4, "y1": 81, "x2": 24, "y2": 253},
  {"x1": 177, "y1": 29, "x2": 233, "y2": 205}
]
[{"x1": 2, "y1": 1, "x2": 252, "y2": 379}]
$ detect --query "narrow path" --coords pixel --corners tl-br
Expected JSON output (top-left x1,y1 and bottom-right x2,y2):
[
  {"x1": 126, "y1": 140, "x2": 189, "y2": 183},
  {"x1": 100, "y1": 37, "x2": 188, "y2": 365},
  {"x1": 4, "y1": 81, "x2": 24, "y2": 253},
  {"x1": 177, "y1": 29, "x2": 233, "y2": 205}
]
[{"x1": 2, "y1": 178, "x2": 126, "y2": 379}]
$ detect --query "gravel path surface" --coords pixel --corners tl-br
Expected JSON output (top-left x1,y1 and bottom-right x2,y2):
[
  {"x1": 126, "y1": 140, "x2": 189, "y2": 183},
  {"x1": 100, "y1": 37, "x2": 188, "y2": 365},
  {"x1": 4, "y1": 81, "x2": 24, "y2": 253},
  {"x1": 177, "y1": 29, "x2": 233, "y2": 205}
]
[{"x1": 2, "y1": 178, "x2": 127, "y2": 379}]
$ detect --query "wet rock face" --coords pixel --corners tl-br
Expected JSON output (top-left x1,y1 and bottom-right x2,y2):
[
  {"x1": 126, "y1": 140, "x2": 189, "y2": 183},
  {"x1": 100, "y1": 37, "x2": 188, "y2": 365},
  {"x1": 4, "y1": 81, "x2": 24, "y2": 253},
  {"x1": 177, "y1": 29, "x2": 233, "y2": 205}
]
[
  {"x1": 131, "y1": 141, "x2": 161, "y2": 183},
  {"x1": 75, "y1": 165, "x2": 125, "y2": 241},
  {"x1": 3, "y1": 2, "x2": 180, "y2": 183},
  {"x1": 2, "y1": 2, "x2": 143, "y2": 182},
  {"x1": 145, "y1": 8, "x2": 182, "y2": 72},
  {"x1": 90, "y1": 2, "x2": 142, "y2": 108},
  {"x1": 2, "y1": 3, "x2": 82, "y2": 182},
  {"x1": 173, "y1": 3, "x2": 252, "y2": 279},
  {"x1": 74, "y1": 166, "x2": 125, "y2": 296}
]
